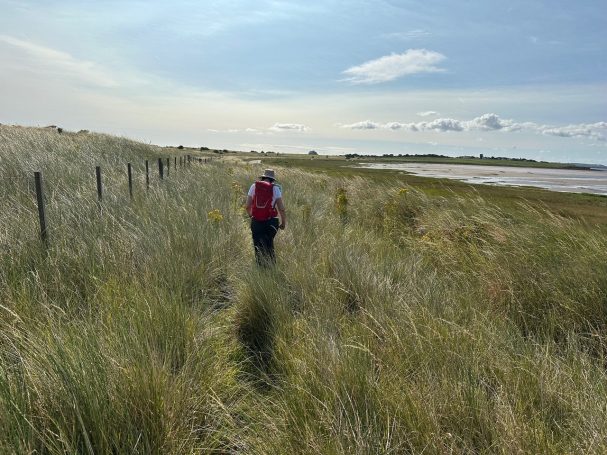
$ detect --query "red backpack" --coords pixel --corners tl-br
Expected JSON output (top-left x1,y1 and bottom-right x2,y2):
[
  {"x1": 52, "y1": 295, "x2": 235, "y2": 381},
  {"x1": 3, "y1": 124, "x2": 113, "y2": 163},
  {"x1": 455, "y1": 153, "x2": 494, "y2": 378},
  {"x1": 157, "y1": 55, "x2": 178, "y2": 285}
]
[{"x1": 251, "y1": 181, "x2": 277, "y2": 221}]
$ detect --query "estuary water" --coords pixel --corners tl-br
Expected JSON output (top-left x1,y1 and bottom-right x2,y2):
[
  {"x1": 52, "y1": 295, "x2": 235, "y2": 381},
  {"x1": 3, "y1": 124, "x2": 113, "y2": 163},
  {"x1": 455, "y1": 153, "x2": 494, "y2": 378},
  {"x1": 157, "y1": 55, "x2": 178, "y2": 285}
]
[{"x1": 357, "y1": 163, "x2": 607, "y2": 196}]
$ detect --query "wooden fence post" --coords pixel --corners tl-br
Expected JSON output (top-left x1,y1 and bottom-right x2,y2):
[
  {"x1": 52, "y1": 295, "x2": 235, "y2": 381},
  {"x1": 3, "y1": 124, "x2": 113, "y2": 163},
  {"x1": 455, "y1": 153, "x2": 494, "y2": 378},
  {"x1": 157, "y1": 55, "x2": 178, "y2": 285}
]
[
  {"x1": 158, "y1": 158, "x2": 164, "y2": 180},
  {"x1": 34, "y1": 171, "x2": 48, "y2": 245},
  {"x1": 127, "y1": 163, "x2": 133, "y2": 199},
  {"x1": 174, "y1": 156, "x2": 177, "y2": 168},
  {"x1": 166, "y1": 157, "x2": 170, "y2": 177},
  {"x1": 145, "y1": 160, "x2": 150, "y2": 189},
  {"x1": 96, "y1": 166, "x2": 102, "y2": 202}
]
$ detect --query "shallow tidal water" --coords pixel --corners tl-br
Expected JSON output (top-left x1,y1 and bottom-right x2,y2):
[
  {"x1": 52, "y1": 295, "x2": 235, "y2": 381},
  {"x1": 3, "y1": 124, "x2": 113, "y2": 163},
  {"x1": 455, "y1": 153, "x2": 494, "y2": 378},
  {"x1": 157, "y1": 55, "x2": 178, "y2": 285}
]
[{"x1": 358, "y1": 162, "x2": 607, "y2": 196}]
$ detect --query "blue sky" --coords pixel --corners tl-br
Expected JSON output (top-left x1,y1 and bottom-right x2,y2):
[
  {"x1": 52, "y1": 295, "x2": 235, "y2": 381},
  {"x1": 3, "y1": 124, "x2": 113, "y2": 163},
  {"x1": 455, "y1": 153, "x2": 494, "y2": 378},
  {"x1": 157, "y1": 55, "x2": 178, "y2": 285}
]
[{"x1": 1, "y1": 0, "x2": 606, "y2": 163}]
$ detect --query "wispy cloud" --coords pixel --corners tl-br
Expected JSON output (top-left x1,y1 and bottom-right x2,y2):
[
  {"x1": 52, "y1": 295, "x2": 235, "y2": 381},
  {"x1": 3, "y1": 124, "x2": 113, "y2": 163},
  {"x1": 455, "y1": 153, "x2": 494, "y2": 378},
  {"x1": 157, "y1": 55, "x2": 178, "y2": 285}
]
[
  {"x1": 341, "y1": 49, "x2": 446, "y2": 84},
  {"x1": 339, "y1": 120, "x2": 380, "y2": 130},
  {"x1": 382, "y1": 30, "x2": 432, "y2": 40},
  {"x1": 417, "y1": 111, "x2": 439, "y2": 117},
  {"x1": 208, "y1": 128, "x2": 241, "y2": 133},
  {"x1": 166, "y1": 1, "x2": 328, "y2": 38},
  {"x1": 541, "y1": 122, "x2": 607, "y2": 140},
  {"x1": 269, "y1": 123, "x2": 309, "y2": 132},
  {"x1": 0, "y1": 35, "x2": 119, "y2": 88},
  {"x1": 341, "y1": 114, "x2": 607, "y2": 140},
  {"x1": 208, "y1": 123, "x2": 310, "y2": 134},
  {"x1": 528, "y1": 35, "x2": 563, "y2": 46}
]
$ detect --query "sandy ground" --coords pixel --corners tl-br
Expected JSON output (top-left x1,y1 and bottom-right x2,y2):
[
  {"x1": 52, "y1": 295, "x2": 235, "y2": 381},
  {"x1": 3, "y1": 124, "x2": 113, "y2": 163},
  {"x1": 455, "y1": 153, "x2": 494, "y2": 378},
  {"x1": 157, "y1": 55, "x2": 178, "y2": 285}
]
[{"x1": 358, "y1": 163, "x2": 607, "y2": 196}]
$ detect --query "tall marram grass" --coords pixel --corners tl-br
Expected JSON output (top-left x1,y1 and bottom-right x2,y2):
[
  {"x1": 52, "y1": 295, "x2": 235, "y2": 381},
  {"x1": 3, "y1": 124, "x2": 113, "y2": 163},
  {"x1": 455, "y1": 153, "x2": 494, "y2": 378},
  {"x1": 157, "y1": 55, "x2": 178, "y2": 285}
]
[{"x1": 2, "y1": 125, "x2": 607, "y2": 453}]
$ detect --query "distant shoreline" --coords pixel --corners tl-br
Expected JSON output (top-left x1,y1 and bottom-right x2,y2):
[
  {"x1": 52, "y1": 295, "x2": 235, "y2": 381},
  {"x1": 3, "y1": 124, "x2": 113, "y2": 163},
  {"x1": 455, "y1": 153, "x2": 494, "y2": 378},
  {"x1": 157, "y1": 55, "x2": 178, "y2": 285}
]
[
  {"x1": 356, "y1": 162, "x2": 607, "y2": 196},
  {"x1": 343, "y1": 154, "x2": 592, "y2": 170}
]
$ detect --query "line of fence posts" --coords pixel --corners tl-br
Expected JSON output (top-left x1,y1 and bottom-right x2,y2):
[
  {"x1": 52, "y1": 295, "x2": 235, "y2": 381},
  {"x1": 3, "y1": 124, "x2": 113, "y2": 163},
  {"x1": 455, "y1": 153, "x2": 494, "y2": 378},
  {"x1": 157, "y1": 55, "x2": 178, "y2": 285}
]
[{"x1": 32, "y1": 154, "x2": 212, "y2": 245}]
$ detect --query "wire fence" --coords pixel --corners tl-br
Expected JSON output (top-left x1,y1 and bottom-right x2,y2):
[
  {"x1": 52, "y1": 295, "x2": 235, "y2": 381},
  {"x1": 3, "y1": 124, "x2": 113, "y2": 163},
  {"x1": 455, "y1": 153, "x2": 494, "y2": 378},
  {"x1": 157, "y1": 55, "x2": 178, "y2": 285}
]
[{"x1": 25, "y1": 154, "x2": 214, "y2": 247}]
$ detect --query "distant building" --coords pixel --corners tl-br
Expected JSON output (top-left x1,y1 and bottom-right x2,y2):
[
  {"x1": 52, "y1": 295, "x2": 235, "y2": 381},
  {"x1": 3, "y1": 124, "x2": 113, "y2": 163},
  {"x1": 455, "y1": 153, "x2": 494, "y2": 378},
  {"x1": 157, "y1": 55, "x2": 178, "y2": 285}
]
[
  {"x1": 480, "y1": 153, "x2": 484, "y2": 159},
  {"x1": 308, "y1": 150, "x2": 318, "y2": 155}
]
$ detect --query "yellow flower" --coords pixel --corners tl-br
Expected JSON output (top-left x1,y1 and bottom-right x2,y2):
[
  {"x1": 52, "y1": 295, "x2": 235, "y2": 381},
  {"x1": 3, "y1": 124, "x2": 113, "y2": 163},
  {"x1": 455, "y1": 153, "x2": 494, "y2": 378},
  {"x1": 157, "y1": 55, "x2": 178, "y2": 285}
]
[
  {"x1": 398, "y1": 187, "x2": 409, "y2": 196},
  {"x1": 421, "y1": 233, "x2": 433, "y2": 243},
  {"x1": 207, "y1": 209, "x2": 224, "y2": 222},
  {"x1": 335, "y1": 188, "x2": 348, "y2": 217}
]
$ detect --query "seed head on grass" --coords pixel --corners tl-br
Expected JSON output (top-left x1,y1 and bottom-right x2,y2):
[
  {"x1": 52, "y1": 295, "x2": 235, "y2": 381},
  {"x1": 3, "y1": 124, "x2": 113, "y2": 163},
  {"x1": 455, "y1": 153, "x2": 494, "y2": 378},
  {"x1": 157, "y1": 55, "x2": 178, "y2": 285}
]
[{"x1": 302, "y1": 204, "x2": 311, "y2": 222}]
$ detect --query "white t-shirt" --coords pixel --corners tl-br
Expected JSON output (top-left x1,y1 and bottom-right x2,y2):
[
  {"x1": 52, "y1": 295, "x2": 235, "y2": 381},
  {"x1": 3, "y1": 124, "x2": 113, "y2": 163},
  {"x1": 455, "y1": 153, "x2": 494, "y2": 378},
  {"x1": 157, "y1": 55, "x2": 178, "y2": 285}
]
[{"x1": 248, "y1": 182, "x2": 282, "y2": 206}]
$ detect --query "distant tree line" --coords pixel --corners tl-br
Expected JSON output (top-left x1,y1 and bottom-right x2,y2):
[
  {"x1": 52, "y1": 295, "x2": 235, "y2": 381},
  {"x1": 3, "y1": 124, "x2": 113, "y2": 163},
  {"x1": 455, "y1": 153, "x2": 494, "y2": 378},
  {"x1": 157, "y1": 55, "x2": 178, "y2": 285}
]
[{"x1": 344, "y1": 153, "x2": 545, "y2": 163}]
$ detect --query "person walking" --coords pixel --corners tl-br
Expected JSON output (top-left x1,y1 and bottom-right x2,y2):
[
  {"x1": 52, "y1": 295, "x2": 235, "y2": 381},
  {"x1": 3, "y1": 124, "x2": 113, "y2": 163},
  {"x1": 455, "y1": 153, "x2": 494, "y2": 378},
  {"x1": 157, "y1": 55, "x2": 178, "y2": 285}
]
[{"x1": 246, "y1": 169, "x2": 286, "y2": 266}]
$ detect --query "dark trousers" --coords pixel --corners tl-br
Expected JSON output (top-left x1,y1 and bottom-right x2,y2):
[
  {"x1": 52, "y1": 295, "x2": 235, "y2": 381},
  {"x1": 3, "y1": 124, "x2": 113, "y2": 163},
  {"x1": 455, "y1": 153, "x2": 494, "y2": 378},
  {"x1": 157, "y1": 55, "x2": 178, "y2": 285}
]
[{"x1": 251, "y1": 218, "x2": 279, "y2": 266}]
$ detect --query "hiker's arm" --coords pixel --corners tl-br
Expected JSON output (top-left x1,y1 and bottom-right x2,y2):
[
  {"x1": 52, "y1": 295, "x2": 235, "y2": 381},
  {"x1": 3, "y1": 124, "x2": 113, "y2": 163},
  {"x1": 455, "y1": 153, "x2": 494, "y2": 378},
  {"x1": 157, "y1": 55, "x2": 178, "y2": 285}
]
[
  {"x1": 245, "y1": 196, "x2": 253, "y2": 217},
  {"x1": 276, "y1": 198, "x2": 286, "y2": 229}
]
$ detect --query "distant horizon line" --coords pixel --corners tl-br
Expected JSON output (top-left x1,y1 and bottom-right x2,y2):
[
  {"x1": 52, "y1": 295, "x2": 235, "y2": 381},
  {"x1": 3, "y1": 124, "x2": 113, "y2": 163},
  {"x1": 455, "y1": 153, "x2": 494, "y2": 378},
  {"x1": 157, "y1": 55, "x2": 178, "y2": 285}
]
[{"x1": 2, "y1": 121, "x2": 605, "y2": 168}]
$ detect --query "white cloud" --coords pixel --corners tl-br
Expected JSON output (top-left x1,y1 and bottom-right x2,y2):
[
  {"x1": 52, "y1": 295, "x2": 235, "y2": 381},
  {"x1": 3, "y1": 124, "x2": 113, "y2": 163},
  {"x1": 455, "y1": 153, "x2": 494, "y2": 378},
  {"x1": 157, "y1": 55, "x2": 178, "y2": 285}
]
[
  {"x1": 340, "y1": 114, "x2": 607, "y2": 141},
  {"x1": 541, "y1": 122, "x2": 607, "y2": 140},
  {"x1": 424, "y1": 118, "x2": 464, "y2": 132},
  {"x1": 354, "y1": 118, "x2": 463, "y2": 132},
  {"x1": 463, "y1": 113, "x2": 521, "y2": 131},
  {"x1": 417, "y1": 111, "x2": 439, "y2": 117},
  {"x1": 0, "y1": 34, "x2": 119, "y2": 88},
  {"x1": 269, "y1": 123, "x2": 309, "y2": 132},
  {"x1": 384, "y1": 121, "x2": 406, "y2": 130},
  {"x1": 342, "y1": 49, "x2": 446, "y2": 84},
  {"x1": 210, "y1": 123, "x2": 311, "y2": 133},
  {"x1": 209, "y1": 124, "x2": 314, "y2": 135},
  {"x1": 341, "y1": 120, "x2": 380, "y2": 129}
]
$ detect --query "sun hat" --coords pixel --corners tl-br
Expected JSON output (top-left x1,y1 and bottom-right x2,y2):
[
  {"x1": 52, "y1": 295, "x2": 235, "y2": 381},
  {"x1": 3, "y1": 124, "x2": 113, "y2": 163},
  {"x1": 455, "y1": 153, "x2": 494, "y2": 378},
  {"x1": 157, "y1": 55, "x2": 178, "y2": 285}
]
[{"x1": 260, "y1": 169, "x2": 276, "y2": 180}]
